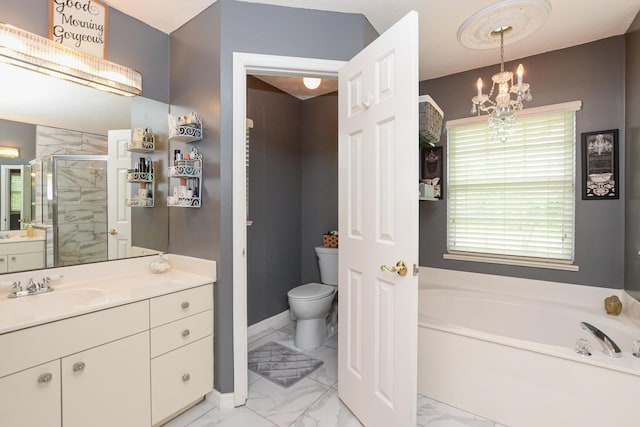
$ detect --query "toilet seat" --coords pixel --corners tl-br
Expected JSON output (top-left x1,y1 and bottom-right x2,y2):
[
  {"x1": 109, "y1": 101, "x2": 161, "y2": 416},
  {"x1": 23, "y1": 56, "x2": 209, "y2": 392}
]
[{"x1": 288, "y1": 283, "x2": 336, "y2": 301}]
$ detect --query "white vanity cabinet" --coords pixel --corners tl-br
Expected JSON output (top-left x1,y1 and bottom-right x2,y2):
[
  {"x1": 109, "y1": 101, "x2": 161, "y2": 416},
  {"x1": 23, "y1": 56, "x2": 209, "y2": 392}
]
[
  {"x1": 0, "y1": 360, "x2": 61, "y2": 427},
  {"x1": 0, "y1": 279, "x2": 215, "y2": 427},
  {"x1": 150, "y1": 284, "x2": 214, "y2": 425},
  {"x1": 62, "y1": 332, "x2": 150, "y2": 427},
  {"x1": 0, "y1": 301, "x2": 150, "y2": 427},
  {"x1": 0, "y1": 240, "x2": 45, "y2": 272}
]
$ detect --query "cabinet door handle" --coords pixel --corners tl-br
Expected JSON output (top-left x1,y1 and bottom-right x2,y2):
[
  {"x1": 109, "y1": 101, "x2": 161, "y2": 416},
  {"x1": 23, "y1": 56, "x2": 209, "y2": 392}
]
[
  {"x1": 181, "y1": 301, "x2": 190, "y2": 309},
  {"x1": 38, "y1": 372, "x2": 53, "y2": 384},
  {"x1": 72, "y1": 362, "x2": 85, "y2": 373},
  {"x1": 10, "y1": 256, "x2": 16, "y2": 261},
  {"x1": 0, "y1": 257, "x2": 4, "y2": 261},
  {"x1": 181, "y1": 329, "x2": 190, "y2": 337},
  {"x1": 182, "y1": 373, "x2": 191, "y2": 382}
]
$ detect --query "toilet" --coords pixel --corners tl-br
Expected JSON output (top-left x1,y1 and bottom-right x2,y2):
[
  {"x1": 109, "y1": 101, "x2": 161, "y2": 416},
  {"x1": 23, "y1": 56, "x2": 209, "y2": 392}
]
[{"x1": 288, "y1": 246, "x2": 338, "y2": 350}]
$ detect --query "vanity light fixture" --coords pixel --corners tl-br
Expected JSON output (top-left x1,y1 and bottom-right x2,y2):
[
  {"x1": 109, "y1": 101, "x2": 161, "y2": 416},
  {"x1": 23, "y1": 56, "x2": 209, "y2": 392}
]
[
  {"x1": 0, "y1": 147, "x2": 19, "y2": 158},
  {"x1": 0, "y1": 23, "x2": 142, "y2": 96},
  {"x1": 303, "y1": 77, "x2": 321, "y2": 90}
]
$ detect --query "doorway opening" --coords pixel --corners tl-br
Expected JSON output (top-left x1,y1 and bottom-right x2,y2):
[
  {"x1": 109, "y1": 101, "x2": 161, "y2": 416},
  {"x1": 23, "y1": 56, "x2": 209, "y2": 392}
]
[{"x1": 232, "y1": 53, "x2": 345, "y2": 407}]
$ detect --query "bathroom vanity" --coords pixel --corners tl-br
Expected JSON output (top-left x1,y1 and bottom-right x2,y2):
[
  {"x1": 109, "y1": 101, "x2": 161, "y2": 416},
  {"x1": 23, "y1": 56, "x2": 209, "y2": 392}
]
[
  {"x1": 0, "y1": 235, "x2": 45, "y2": 273},
  {"x1": 0, "y1": 254, "x2": 215, "y2": 427}
]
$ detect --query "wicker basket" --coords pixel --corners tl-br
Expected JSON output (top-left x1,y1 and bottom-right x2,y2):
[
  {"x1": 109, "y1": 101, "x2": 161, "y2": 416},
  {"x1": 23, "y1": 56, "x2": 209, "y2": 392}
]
[
  {"x1": 322, "y1": 234, "x2": 338, "y2": 248},
  {"x1": 419, "y1": 95, "x2": 444, "y2": 145}
]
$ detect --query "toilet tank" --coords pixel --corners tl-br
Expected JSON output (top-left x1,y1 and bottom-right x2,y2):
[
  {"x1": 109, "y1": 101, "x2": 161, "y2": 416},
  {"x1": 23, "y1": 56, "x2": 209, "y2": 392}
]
[{"x1": 315, "y1": 246, "x2": 338, "y2": 285}]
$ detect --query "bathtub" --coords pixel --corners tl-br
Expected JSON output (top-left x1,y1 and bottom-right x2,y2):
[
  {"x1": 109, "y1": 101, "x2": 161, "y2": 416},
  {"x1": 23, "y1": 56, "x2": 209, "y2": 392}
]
[{"x1": 417, "y1": 268, "x2": 640, "y2": 427}]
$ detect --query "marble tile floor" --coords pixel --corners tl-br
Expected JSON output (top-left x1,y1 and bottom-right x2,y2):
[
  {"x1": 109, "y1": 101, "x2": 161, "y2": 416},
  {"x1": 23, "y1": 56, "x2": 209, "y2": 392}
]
[{"x1": 164, "y1": 324, "x2": 506, "y2": 427}]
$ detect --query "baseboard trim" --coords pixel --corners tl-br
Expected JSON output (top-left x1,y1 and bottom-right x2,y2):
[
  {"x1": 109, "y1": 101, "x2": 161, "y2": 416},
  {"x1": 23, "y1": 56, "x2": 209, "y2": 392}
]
[
  {"x1": 206, "y1": 389, "x2": 235, "y2": 410},
  {"x1": 247, "y1": 309, "x2": 290, "y2": 337}
]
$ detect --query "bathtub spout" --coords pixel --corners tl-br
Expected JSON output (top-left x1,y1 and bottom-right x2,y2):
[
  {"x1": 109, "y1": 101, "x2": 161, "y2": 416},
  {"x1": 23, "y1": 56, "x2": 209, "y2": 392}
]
[{"x1": 580, "y1": 322, "x2": 622, "y2": 358}]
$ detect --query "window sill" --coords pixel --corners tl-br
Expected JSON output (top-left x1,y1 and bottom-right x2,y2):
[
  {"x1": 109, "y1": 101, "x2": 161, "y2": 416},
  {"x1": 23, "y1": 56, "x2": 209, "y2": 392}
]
[{"x1": 442, "y1": 253, "x2": 579, "y2": 272}]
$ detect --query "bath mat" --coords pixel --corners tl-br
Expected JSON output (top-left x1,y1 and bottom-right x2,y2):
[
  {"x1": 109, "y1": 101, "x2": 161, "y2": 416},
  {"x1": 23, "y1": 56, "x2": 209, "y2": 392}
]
[{"x1": 248, "y1": 341, "x2": 323, "y2": 388}]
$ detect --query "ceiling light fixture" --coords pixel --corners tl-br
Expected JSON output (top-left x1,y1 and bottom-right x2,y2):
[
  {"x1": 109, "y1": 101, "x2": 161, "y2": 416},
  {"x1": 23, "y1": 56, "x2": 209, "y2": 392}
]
[
  {"x1": 0, "y1": 23, "x2": 142, "y2": 96},
  {"x1": 471, "y1": 26, "x2": 532, "y2": 142},
  {"x1": 458, "y1": 0, "x2": 550, "y2": 141},
  {"x1": 303, "y1": 77, "x2": 321, "y2": 90},
  {"x1": 0, "y1": 147, "x2": 20, "y2": 158}
]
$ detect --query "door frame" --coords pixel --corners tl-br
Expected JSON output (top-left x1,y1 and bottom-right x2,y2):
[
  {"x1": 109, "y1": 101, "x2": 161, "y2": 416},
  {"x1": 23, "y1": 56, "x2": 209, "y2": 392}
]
[{"x1": 232, "y1": 52, "x2": 345, "y2": 406}]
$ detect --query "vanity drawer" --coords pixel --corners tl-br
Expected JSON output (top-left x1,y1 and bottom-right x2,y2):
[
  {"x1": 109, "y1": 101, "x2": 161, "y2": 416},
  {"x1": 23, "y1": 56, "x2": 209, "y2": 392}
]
[
  {"x1": 150, "y1": 309, "x2": 213, "y2": 358},
  {"x1": 151, "y1": 335, "x2": 213, "y2": 424},
  {"x1": 0, "y1": 240, "x2": 44, "y2": 255},
  {"x1": 150, "y1": 284, "x2": 212, "y2": 327},
  {"x1": 0, "y1": 301, "x2": 149, "y2": 378}
]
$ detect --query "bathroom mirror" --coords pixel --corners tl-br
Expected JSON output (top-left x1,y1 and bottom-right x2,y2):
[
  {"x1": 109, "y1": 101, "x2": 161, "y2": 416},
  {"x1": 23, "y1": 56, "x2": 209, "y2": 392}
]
[{"x1": 0, "y1": 63, "x2": 169, "y2": 273}]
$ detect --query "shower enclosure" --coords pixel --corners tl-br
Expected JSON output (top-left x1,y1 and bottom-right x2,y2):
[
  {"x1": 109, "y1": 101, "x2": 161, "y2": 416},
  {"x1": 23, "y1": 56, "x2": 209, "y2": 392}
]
[{"x1": 33, "y1": 155, "x2": 109, "y2": 267}]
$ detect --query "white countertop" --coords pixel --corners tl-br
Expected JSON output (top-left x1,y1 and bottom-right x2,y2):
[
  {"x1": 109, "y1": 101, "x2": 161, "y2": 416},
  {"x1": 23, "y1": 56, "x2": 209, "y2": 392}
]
[
  {"x1": 0, "y1": 236, "x2": 45, "y2": 243},
  {"x1": 0, "y1": 254, "x2": 216, "y2": 335}
]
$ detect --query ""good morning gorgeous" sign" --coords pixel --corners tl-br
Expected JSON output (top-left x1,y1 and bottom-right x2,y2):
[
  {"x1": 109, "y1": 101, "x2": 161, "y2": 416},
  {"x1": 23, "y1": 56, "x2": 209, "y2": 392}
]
[{"x1": 49, "y1": 0, "x2": 108, "y2": 58}]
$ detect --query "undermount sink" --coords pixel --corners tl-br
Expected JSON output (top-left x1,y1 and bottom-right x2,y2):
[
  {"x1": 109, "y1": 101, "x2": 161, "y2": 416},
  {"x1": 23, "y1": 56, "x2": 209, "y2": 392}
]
[{"x1": 0, "y1": 289, "x2": 108, "y2": 322}]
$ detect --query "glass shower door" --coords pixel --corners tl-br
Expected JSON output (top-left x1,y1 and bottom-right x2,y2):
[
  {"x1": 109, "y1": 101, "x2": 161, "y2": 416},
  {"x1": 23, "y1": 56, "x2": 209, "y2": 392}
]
[{"x1": 51, "y1": 155, "x2": 108, "y2": 267}]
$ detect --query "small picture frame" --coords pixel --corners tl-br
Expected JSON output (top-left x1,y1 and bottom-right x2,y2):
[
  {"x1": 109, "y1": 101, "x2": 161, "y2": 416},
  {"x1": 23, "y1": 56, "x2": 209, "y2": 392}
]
[
  {"x1": 582, "y1": 129, "x2": 619, "y2": 200},
  {"x1": 420, "y1": 145, "x2": 443, "y2": 199}
]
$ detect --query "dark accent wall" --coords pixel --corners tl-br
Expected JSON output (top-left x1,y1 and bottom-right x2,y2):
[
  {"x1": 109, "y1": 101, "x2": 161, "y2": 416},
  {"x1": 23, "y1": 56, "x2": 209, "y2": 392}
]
[
  {"x1": 0, "y1": 119, "x2": 36, "y2": 160},
  {"x1": 130, "y1": 97, "x2": 169, "y2": 252},
  {"x1": 301, "y1": 92, "x2": 339, "y2": 284},
  {"x1": 419, "y1": 36, "x2": 625, "y2": 289},
  {"x1": 245, "y1": 81, "x2": 338, "y2": 326},
  {"x1": 170, "y1": 0, "x2": 376, "y2": 392},
  {"x1": 0, "y1": 0, "x2": 169, "y2": 103},
  {"x1": 246, "y1": 77, "x2": 302, "y2": 325},
  {"x1": 625, "y1": 14, "x2": 640, "y2": 300}
]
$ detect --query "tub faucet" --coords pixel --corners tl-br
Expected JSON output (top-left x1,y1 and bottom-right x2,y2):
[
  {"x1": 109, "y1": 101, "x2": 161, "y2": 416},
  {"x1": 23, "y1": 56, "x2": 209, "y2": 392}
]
[{"x1": 580, "y1": 322, "x2": 622, "y2": 358}]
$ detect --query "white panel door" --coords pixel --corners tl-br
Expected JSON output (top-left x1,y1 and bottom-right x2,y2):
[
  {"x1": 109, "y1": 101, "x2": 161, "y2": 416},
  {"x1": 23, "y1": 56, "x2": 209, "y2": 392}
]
[
  {"x1": 107, "y1": 129, "x2": 132, "y2": 259},
  {"x1": 338, "y1": 11, "x2": 419, "y2": 427}
]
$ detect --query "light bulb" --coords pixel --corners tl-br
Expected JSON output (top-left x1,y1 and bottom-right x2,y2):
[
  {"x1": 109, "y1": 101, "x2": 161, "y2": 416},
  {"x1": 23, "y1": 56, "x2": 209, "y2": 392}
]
[
  {"x1": 517, "y1": 64, "x2": 524, "y2": 85},
  {"x1": 303, "y1": 77, "x2": 321, "y2": 90},
  {"x1": 476, "y1": 78, "x2": 483, "y2": 97}
]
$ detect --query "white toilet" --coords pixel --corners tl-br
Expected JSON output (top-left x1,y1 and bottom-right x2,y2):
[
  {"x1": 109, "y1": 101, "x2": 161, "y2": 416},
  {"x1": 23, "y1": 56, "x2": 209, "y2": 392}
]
[{"x1": 288, "y1": 246, "x2": 338, "y2": 350}]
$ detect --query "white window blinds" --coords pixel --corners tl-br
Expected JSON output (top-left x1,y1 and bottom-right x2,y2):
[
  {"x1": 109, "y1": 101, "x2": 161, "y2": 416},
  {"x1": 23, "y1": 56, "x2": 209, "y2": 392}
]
[{"x1": 447, "y1": 106, "x2": 577, "y2": 263}]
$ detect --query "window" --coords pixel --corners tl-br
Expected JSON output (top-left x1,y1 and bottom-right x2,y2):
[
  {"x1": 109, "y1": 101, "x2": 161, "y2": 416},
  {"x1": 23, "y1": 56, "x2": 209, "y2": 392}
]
[
  {"x1": 446, "y1": 102, "x2": 581, "y2": 265},
  {"x1": 10, "y1": 170, "x2": 22, "y2": 213}
]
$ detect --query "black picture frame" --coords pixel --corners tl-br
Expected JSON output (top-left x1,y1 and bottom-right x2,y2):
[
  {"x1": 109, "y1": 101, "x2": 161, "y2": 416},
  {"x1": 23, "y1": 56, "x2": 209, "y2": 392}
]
[
  {"x1": 582, "y1": 129, "x2": 619, "y2": 200},
  {"x1": 420, "y1": 145, "x2": 443, "y2": 199}
]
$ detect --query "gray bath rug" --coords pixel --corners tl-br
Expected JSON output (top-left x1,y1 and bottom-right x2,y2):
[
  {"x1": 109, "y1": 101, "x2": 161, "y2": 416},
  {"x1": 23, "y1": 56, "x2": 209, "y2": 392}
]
[{"x1": 248, "y1": 341, "x2": 323, "y2": 388}]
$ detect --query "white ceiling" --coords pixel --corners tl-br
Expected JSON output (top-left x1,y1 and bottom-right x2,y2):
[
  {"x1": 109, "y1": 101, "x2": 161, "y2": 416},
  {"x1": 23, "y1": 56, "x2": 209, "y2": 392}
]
[{"x1": 105, "y1": 0, "x2": 640, "y2": 80}]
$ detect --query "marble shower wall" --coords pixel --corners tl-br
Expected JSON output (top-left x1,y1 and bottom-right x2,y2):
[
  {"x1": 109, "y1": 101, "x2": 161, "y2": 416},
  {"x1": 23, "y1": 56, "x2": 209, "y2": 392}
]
[{"x1": 35, "y1": 126, "x2": 108, "y2": 266}]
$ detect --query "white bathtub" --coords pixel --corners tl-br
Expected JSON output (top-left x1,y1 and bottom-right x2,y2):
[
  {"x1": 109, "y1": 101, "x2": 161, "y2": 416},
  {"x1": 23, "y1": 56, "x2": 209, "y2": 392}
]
[{"x1": 417, "y1": 268, "x2": 640, "y2": 427}]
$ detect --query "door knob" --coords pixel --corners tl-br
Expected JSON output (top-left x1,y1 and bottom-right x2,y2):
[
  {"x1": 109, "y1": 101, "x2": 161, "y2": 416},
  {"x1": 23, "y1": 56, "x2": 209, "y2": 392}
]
[
  {"x1": 108, "y1": 228, "x2": 118, "y2": 235},
  {"x1": 380, "y1": 261, "x2": 408, "y2": 277}
]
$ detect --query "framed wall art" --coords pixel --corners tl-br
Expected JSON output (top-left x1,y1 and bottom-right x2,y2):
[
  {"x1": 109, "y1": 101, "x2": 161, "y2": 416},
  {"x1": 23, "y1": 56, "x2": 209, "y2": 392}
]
[
  {"x1": 420, "y1": 145, "x2": 443, "y2": 199},
  {"x1": 582, "y1": 129, "x2": 619, "y2": 200}
]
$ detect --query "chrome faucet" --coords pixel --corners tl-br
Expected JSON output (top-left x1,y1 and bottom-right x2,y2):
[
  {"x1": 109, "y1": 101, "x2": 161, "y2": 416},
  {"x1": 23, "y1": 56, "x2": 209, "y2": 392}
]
[
  {"x1": 580, "y1": 321, "x2": 622, "y2": 358},
  {"x1": 8, "y1": 276, "x2": 59, "y2": 298}
]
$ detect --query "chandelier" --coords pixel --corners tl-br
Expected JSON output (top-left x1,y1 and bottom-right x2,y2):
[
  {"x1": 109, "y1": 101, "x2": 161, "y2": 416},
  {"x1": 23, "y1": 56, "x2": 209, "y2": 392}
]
[{"x1": 471, "y1": 26, "x2": 532, "y2": 141}]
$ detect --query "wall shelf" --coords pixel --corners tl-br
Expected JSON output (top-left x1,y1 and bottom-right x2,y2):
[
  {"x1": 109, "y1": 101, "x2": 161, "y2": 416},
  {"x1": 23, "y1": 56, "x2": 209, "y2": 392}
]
[
  {"x1": 168, "y1": 148, "x2": 202, "y2": 208},
  {"x1": 169, "y1": 113, "x2": 203, "y2": 143},
  {"x1": 127, "y1": 140, "x2": 155, "y2": 153},
  {"x1": 126, "y1": 163, "x2": 155, "y2": 208}
]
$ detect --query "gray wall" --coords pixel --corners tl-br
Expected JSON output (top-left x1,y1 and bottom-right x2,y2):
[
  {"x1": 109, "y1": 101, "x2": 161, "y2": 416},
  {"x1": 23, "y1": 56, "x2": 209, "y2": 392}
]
[
  {"x1": 419, "y1": 36, "x2": 625, "y2": 289},
  {"x1": 246, "y1": 76, "x2": 302, "y2": 325},
  {"x1": 0, "y1": 119, "x2": 36, "y2": 160},
  {"x1": 0, "y1": 0, "x2": 169, "y2": 103},
  {"x1": 301, "y1": 93, "x2": 339, "y2": 284},
  {"x1": 625, "y1": 14, "x2": 640, "y2": 300},
  {"x1": 245, "y1": 79, "x2": 339, "y2": 326},
  {"x1": 130, "y1": 97, "x2": 169, "y2": 252},
  {"x1": 170, "y1": 0, "x2": 377, "y2": 392}
]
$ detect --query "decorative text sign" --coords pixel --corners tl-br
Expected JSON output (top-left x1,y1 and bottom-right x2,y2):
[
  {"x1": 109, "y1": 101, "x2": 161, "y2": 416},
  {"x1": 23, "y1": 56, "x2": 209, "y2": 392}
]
[{"x1": 49, "y1": 0, "x2": 109, "y2": 58}]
